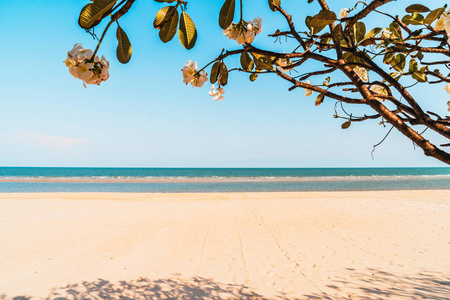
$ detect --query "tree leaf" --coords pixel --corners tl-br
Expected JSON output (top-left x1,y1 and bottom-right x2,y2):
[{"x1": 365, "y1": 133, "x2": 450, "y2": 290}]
[
  {"x1": 219, "y1": 0, "x2": 235, "y2": 30},
  {"x1": 341, "y1": 121, "x2": 351, "y2": 129},
  {"x1": 383, "y1": 51, "x2": 395, "y2": 64},
  {"x1": 159, "y1": 9, "x2": 178, "y2": 42},
  {"x1": 305, "y1": 16, "x2": 325, "y2": 34},
  {"x1": 210, "y1": 62, "x2": 221, "y2": 84},
  {"x1": 409, "y1": 59, "x2": 418, "y2": 72},
  {"x1": 79, "y1": 0, "x2": 117, "y2": 29},
  {"x1": 154, "y1": 6, "x2": 177, "y2": 29},
  {"x1": 178, "y1": 12, "x2": 197, "y2": 50},
  {"x1": 240, "y1": 52, "x2": 254, "y2": 72},
  {"x1": 268, "y1": 0, "x2": 281, "y2": 12},
  {"x1": 116, "y1": 25, "x2": 132, "y2": 64},
  {"x1": 315, "y1": 93, "x2": 325, "y2": 106},
  {"x1": 424, "y1": 7, "x2": 446, "y2": 25},
  {"x1": 250, "y1": 53, "x2": 273, "y2": 71},
  {"x1": 310, "y1": 10, "x2": 336, "y2": 28},
  {"x1": 363, "y1": 27, "x2": 382, "y2": 41},
  {"x1": 412, "y1": 71, "x2": 427, "y2": 82},
  {"x1": 219, "y1": 62, "x2": 228, "y2": 86},
  {"x1": 402, "y1": 13, "x2": 424, "y2": 26},
  {"x1": 332, "y1": 24, "x2": 343, "y2": 41},
  {"x1": 389, "y1": 22, "x2": 402, "y2": 38},
  {"x1": 392, "y1": 53, "x2": 406, "y2": 72},
  {"x1": 250, "y1": 73, "x2": 258, "y2": 81},
  {"x1": 353, "y1": 22, "x2": 366, "y2": 43},
  {"x1": 405, "y1": 4, "x2": 430, "y2": 13}
]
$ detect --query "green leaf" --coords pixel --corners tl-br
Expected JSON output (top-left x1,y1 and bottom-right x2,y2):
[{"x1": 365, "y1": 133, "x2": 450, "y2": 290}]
[
  {"x1": 353, "y1": 22, "x2": 366, "y2": 43},
  {"x1": 389, "y1": 22, "x2": 402, "y2": 38},
  {"x1": 305, "y1": 16, "x2": 325, "y2": 34},
  {"x1": 412, "y1": 71, "x2": 427, "y2": 82},
  {"x1": 210, "y1": 62, "x2": 221, "y2": 84},
  {"x1": 392, "y1": 54, "x2": 406, "y2": 72},
  {"x1": 250, "y1": 53, "x2": 273, "y2": 71},
  {"x1": 402, "y1": 13, "x2": 424, "y2": 26},
  {"x1": 268, "y1": 0, "x2": 281, "y2": 12},
  {"x1": 250, "y1": 73, "x2": 258, "y2": 81},
  {"x1": 405, "y1": 4, "x2": 430, "y2": 13},
  {"x1": 310, "y1": 10, "x2": 336, "y2": 28},
  {"x1": 159, "y1": 9, "x2": 178, "y2": 42},
  {"x1": 219, "y1": 0, "x2": 235, "y2": 30},
  {"x1": 116, "y1": 25, "x2": 132, "y2": 64},
  {"x1": 332, "y1": 24, "x2": 343, "y2": 41},
  {"x1": 240, "y1": 52, "x2": 254, "y2": 72},
  {"x1": 219, "y1": 62, "x2": 228, "y2": 86},
  {"x1": 79, "y1": 0, "x2": 117, "y2": 29},
  {"x1": 362, "y1": 27, "x2": 382, "y2": 41},
  {"x1": 315, "y1": 93, "x2": 325, "y2": 106},
  {"x1": 383, "y1": 51, "x2": 395, "y2": 64},
  {"x1": 424, "y1": 7, "x2": 446, "y2": 25},
  {"x1": 178, "y1": 12, "x2": 197, "y2": 50},
  {"x1": 341, "y1": 121, "x2": 351, "y2": 129},
  {"x1": 154, "y1": 6, "x2": 177, "y2": 29},
  {"x1": 409, "y1": 59, "x2": 418, "y2": 72}
]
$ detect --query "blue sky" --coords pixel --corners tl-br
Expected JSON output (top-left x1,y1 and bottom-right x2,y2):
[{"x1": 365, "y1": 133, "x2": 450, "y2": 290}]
[{"x1": 0, "y1": 0, "x2": 448, "y2": 167}]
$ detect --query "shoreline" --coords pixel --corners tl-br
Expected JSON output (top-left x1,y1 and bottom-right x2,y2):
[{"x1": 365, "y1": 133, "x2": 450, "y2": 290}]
[{"x1": 1, "y1": 191, "x2": 449, "y2": 299}]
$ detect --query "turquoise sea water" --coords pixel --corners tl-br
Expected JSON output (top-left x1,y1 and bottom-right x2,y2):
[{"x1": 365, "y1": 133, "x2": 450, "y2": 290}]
[{"x1": 0, "y1": 167, "x2": 449, "y2": 192}]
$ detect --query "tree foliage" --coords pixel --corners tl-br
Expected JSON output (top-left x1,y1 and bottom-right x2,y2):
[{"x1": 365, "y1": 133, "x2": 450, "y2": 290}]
[{"x1": 68, "y1": 0, "x2": 450, "y2": 165}]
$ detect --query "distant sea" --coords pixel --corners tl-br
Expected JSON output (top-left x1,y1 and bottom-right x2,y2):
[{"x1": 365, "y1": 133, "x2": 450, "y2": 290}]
[{"x1": 0, "y1": 167, "x2": 449, "y2": 193}]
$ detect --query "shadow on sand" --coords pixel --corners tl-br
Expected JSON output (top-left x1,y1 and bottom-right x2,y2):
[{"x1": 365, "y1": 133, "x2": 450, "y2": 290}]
[{"x1": 2, "y1": 268, "x2": 449, "y2": 299}]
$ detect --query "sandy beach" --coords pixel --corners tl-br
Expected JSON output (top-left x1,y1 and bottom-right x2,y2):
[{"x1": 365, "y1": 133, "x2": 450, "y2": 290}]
[{"x1": 0, "y1": 191, "x2": 449, "y2": 299}]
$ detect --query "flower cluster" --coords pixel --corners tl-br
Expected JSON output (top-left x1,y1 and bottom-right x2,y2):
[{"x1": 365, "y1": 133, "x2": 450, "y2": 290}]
[
  {"x1": 339, "y1": 8, "x2": 349, "y2": 19},
  {"x1": 223, "y1": 18, "x2": 262, "y2": 45},
  {"x1": 304, "y1": 80, "x2": 313, "y2": 97},
  {"x1": 181, "y1": 60, "x2": 208, "y2": 88},
  {"x1": 435, "y1": 11, "x2": 450, "y2": 31},
  {"x1": 64, "y1": 43, "x2": 109, "y2": 87},
  {"x1": 370, "y1": 85, "x2": 388, "y2": 101},
  {"x1": 276, "y1": 55, "x2": 291, "y2": 73},
  {"x1": 209, "y1": 85, "x2": 225, "y2": 101},
  {"x1": 445, "y1": 84, "x2": 450, "y2": 112},
  {"x1": 381, "y1": 28, "x2": 392, "y2": 39},
  {"x1": 435, "y1": 11, "x2": 450, "y2": 44},
  {"x1": 354, "y1": 66, "x2": 369, "y2": 82}
]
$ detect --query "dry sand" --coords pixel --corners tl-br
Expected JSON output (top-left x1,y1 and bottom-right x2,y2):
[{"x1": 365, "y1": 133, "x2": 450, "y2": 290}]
[{"x1": 0, "y1": 191, "x2": 449, "y2": 299}]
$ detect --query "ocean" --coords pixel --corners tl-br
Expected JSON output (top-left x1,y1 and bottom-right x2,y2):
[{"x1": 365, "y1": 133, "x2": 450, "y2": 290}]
[{"x1": 0, "y1": 167, "x2": 449, "y2": 192}]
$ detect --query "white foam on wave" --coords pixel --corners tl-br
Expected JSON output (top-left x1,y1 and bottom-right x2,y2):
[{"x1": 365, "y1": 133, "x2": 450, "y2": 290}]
[{"x1": 1, "y1": 174, "x2": 450, "y2": 182}]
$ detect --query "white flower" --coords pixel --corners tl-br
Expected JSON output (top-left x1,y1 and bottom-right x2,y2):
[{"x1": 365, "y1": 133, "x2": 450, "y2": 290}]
[
  {"x1": 381, "y1": 28, "x2": 392, "y2": 39},
  {"x1": 181, "y1": 60, "x2": 208, "y2": 88},
  {"x1": 181, "y1": 60, "x2": 198, "y2": 84},
  {"x1": 253, "y1": 17, "x2": 262, "y2": 35},
  {"x1": 100, "y1": 55, "x2": 109, "y2": 69},
  {"x1": 192, "y1": 70, "x2": 208, "y2": 88},
  {"x1": 68, "y1": 43, "x2": 83, "y2": 58},
  {"x1": 77, "y1": 61, "x2": 94, "y2": 80},
  {"x1": 354, "y1": 66, "x2": 369, "y2": 82},
  {"x1": 445, "y1": 83, "x2": 450, "y2": 95},
  {"x1": 223, "y1": 18, "x2": 262, "y2": 45},
  {"x1": 339, "y1": 8, "x2": 349, "y2": 19},
  {"x1": 209, "y1": 85, "x2": 225, "y2": 101},
  {"x1": 65, "y1": 43, "x2": 109, "y2": 87},
  {"x1": 370, "y1": 85, "x2": 388, "y2": 101},
  {"x1": 435, "y1": 11, "x2": 449, "y2": 31},
  {"x1": 304, "y1": 80, "x2": 313, "y2": 97},
  {"x1": 276, "y1": 53, "x2": 291, "y2": 72}
]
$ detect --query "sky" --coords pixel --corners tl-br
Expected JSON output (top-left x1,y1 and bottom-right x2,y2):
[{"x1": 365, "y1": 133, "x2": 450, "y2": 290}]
[{"x1": 0, "y1": 0, "x2": 448, "y2": 167}]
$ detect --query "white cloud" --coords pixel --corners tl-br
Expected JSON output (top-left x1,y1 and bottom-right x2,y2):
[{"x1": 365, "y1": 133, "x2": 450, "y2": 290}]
[{"x1": 12, "y1": 131, "x2": 87, "y2": 150}]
